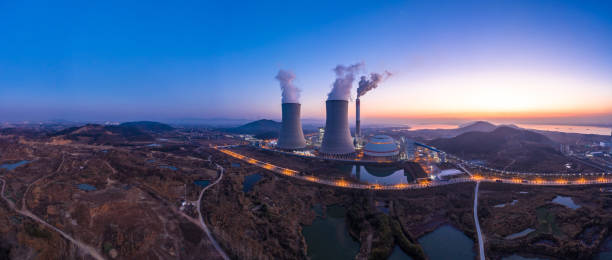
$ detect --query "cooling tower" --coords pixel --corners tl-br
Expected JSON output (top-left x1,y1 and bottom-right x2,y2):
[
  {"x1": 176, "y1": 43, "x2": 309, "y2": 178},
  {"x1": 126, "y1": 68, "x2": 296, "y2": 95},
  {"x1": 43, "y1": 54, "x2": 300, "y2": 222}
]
[
  {"x1": 277, "y1": 103, "x2": 306, "y2": 150},
  {"x1": 356, "y1": 98, "x2": 361, "y2": 139},
  {"x1": 320, "y1": 100, "x2": 355, "y2": 155}
]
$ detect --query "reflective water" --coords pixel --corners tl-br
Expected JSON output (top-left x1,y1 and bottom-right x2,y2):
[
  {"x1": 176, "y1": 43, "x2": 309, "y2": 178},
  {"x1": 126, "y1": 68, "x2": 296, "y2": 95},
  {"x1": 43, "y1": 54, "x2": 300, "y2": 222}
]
[
  {"x1": 552, "y1": 196, "x2": 581, "y2": 209},
  {"x1": 243, "y1": 173, "x2": 262, "y2": 193},
  {"x1": 419, "y1": 225, "x2": 474, "y2": 260},
  {"x1": 0, "y1": 160, "x2": 30, "y2": 171},
  {"x1": 516, "y1": 124, "x2": 611, "y2": 135},
  {"x1": 302, "y1": 205, "x2": 360, "y2": 260},
  {"x1": 77, "y1": 184, "x2": 97, "y2": 191},
  {"x1": 349, "y1": 165, "x2": 413, "y2": 185},
  {"x1": 194, "y1": 180, "x2": 210, "y2": 188},
  {"x1": 388, "y1": 245, "x2": 414, "y2": 260},
  {"x1": 503, "y1": 254, "x2": 549, "y2": 260},
  {"x1": 159, "y1": 165, "x2": 178, "y2": 171},
  {"x1": 598, "y1": 238, "x2": 612, "y2": 260}
]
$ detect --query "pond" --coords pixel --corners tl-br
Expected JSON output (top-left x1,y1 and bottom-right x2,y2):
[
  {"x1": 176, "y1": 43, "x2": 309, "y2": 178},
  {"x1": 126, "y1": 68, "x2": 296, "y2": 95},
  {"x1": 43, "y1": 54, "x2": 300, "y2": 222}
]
[
  {"x1": 194, "y1": 180, "x2": 210, "y2": 188},
  {"x1": 505, "y1": 228, "x2": 535, "y2": 240},
  {"x1": 502, "y1": 254, "x2": 549, "y2": 260},
  {"x1": 243, "y1": 173, "x2": 262, "y2": 193},
  {"x1": 0, "y1": 160, "x2": 30, "y2": 171},
  {"x1": 598, "y1": 238, "x2": 612, "y2": 260},
  {"x1": 418, "y1": 225, "x2": 474, "y2": 260},
  {"x1": 77, "y1": 184, "x2": 97, "y2": 191},
  {"x1": 388, "y1": 245, "x2": 414, "y2": 260},
  {"x1": 494, "y1": 200, "x2": 518, "y2": 208},
  {"x1": 552, "y1": 196, "x2": 581, "y2": 209},
  {"x1": 159, "y1": 165, "x2": 178, "y2": 171},
  {"x1": 349, "y1": 165, "x2": 413, "y2": 185},
  {"x1": 302, "y1": 205, "x2": 360, "y2": 260}
]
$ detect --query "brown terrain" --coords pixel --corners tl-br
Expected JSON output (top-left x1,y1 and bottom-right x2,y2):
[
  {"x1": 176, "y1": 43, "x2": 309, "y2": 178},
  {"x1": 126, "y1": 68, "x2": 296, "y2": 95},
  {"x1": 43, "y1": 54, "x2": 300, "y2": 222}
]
[{"x1": 2, "y1": 123, "x2": 612, "y2": 260}]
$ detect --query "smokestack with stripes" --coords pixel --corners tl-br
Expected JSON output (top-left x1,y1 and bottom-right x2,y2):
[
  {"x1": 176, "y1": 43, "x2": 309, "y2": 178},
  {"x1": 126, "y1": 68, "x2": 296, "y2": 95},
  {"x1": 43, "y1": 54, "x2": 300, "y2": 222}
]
[
  {"x1": 320, "y1": 63, "x2": 363, "y2": 155},
  {"x1": 276, "y1": 70, "x2": 306, "y2": 150}
]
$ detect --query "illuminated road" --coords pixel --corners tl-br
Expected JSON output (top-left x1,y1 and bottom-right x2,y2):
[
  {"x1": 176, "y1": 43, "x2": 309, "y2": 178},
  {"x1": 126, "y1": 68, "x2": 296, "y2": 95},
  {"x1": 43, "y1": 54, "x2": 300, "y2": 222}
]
[
  {"x1": 216, "y1": 148, "x2": 612, "y2": 190},
  {"x1": 473, "y1": 182, "x2": 485, "y2": 260}
]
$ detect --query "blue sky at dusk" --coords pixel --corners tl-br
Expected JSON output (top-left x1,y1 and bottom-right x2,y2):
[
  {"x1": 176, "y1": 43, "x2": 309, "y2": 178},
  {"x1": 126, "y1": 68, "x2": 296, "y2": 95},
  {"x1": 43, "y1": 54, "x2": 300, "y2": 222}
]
[{"x1": 1, "y1": 0, "x2": 611, "y2": 124}]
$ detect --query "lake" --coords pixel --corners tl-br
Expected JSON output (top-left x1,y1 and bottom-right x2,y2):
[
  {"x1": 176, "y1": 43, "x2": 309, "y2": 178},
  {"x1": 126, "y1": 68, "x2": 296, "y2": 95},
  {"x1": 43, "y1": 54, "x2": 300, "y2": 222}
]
[
  {"x1": 194, "y1": 180, "x2": 210, "y2": 188},
  {"x1": 350, "y1": 165, "x2": 413, "y2": 185},
  {"x1": 77, "y1": 184, "x2": 97, "y2": 191},
  {"x1": 243, "y1": 173, "x2": 262, "y2": 192},
  {"x1": 302, "y1": 205, "x2": 360, "y2": 260},
  {"x1": 552, "y1": 196, "x2": 581, "y2": 210},
  {"x1": 516, "y1": 124, "x2": 611, "y2": 135},
  {"x1": 388, "y1": 245, "x2": 414, "y2": 260},
  {"x1": 0, "y1": 160, "x2": 30, "y2": 171},
  {"x1": 418, "y1": 225, "x2": 475, "y2": 260}
]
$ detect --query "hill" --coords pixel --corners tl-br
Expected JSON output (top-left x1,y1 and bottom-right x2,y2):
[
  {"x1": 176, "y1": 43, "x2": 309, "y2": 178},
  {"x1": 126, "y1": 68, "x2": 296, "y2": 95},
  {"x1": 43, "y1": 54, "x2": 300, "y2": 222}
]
[
  {"x1": 429, "y1": 126, "x2": 594, "y2": 173},
  {"x1": 222, "y1": 119, "x2": 281, "y2": 139},
  {"x1": 119, "y1": 121, "x2": 174, "y2": 133},
  {"x1": 408, "y1": 121, "x2": 498, "y2": 140},
  {"x1": 50, "y1": 124, "x2": 154, "y2": 144}
]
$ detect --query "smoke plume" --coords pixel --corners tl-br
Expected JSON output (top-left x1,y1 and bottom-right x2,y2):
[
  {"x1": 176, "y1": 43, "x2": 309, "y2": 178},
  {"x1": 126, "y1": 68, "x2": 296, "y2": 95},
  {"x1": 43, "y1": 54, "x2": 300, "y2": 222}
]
[
  {"x1": 276, "y1": 69, "x2": 301, "y2": 103},
  {"x1": 327, "y1": 62, "x2": 364, "y2": 101},
  {"x1": 357, "y1": 71, "x2": 392, "y2": 97}
]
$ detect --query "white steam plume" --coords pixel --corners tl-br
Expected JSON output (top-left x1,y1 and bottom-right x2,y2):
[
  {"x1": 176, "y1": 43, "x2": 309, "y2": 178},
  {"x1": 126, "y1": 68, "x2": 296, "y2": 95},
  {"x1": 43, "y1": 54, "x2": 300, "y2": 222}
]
[
  {"x1": 275, "y1": 69, "x2": 301, "y2": 103},
  {"x1": 327, "y1": 62, "x2": 364, "y2": 101},
  {"x1": 357, "y1": 71, "x2": 392, "y2": 97}
]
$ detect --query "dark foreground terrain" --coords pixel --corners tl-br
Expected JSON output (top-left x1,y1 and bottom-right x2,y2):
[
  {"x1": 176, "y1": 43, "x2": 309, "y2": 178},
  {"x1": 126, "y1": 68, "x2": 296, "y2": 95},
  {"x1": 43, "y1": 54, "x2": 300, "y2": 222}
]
[{"x1": 2, "y1": 124, "x2": 612, "y2": 260}]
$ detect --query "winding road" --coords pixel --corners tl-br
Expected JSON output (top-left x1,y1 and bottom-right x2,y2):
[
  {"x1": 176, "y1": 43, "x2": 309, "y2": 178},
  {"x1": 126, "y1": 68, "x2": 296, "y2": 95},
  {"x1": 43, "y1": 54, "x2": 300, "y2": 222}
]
[
  {"x1": 197, "y1": 163, "x2": 229, "y2": 260},
  {"x1": 1, "y1": 178, "x2": 105, "y2": 260},
  {"x1": 473, "y1": 181, "x2": 485, "y2": 260}
]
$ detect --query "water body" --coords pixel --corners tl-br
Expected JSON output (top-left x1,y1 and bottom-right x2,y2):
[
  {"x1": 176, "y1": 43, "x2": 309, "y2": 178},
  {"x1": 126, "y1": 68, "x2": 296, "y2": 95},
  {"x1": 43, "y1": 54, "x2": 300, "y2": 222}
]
[
  {"x1": 0, "y1": 160, "x2": 30, "y2": 171},
  {"x1": 388, "y1": 245, "x2": 414, "y2": 260},
  {"x1": 350, "y1": 165, "x2": 413, "y2": 185},
  {"x1": 418, "y1": 225, "x2": 474, "y2": 260},
  {"x1": 505, "y1": 228, "x2": 535, "y2": 240},
  {"x1": 77, "y1": 184, "x2": 97, "y2": 191},
  {"x1": 516, "y1": 124, "x2": 611, "y2": 136},
  {"x1": 159, "y1": 165, "x2": 178, "y2": 171},
  {"x1": 302, "y1": 205, "x2": 360, "y2": 260},
  {"x1": 503, "y1": 254, "x2": 549, "y2": 260},
  {"x1": 598, "y1": 238, "x2": 612, "y2": 260},
  {"x1": 147, "y1": 143, "x2": 161, "y2": 147},
  {"x1": 194, "y1": 180, "x2": 210, "y2": 188},
  {"x1": 243, "y1": 173, "x2": 262, "y2": 193},
  {"x1": 552, "y1": 196, "x2": 581, "y2": 209},
  {"x1": 494, "y1": 200, "x2": 518, "y2": 208}
]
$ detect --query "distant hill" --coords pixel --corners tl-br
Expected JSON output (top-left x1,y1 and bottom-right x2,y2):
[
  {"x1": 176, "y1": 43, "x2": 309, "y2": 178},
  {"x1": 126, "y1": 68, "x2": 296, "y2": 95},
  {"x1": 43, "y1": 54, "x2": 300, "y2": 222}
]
[
  {"x1": 119, "y1": 121, "x2": 174, "y2": 133},
  {"x1": 222, "y1": 119, "x2": 281, "y2": 139},
  {"x1": 408, "y1": 121, "x2": 498, "y2": 140},
  {"x1": 50, "y1": 123, "x2": 155, "y2": 144},
  {"x1": 429, "y1": 126, "x2": 594, "y2": 173}
]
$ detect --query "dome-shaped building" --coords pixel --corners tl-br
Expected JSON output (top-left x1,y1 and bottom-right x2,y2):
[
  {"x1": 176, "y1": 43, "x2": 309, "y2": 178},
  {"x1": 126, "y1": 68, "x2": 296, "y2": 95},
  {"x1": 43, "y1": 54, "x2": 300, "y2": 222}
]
[{"x1": 363, "y1": 135, "x2": 400, "y2": 160}]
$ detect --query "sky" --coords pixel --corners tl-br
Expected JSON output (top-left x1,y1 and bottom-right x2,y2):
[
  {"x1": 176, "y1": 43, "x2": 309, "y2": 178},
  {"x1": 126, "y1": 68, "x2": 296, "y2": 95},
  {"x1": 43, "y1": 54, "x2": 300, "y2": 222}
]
[{"x1": 1, "y1": 0, "x2": 611, "y2": 125}]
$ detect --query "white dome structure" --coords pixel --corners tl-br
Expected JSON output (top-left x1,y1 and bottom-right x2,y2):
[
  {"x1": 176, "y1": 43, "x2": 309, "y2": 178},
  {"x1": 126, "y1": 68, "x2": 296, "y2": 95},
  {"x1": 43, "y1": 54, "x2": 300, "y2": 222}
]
[{"x1": 363, "y1": 135, "x2": 399, "y2": 158}]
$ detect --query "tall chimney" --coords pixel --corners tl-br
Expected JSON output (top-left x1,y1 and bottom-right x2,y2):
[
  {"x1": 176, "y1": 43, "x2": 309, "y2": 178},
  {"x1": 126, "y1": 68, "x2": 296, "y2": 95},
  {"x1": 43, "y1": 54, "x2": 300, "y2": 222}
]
[
  {"x1": 320, "y1": 100, "x2": 355, "y2": 155},
  {"x1": 277, "y1": 103, "x2": 306, "y2": 150},
  {"x1": 356, "y1": 98, "x2": 361, "y2": 139}
]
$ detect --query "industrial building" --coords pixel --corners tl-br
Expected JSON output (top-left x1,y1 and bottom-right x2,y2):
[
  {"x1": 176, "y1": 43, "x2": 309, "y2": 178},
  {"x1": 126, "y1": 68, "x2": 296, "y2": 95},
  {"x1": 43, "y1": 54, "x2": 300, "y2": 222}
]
[
  {"x1": 363, "y1": 135, "x2": 400, "y2": 160},
  {"x1": 319, "y1": 100, "x2": 356, "y2": 156},
  {"x1": 277, "y1": 103, "x2": 306, "y2": 150}
]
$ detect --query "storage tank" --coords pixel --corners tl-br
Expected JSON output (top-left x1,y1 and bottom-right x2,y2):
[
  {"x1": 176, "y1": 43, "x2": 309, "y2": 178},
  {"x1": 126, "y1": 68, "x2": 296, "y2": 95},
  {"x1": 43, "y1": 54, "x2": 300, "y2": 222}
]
[
  {"x1": 320, "y1": 100, "x2": 355, "y2": 155},
  {"x1": 277, "y1": 103, "x2": 306, "y2": 150}
]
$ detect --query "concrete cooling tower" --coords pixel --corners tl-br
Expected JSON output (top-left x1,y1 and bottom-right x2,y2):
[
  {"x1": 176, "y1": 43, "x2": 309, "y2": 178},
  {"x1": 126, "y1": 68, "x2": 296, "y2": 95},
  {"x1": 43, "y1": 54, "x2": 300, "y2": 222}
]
[
  {"x1": 277, "y1": 103, "x2": 306, "y2": 150},
  {"x1": 320, "y1": 100, "x2": 355, "y2": 155}
]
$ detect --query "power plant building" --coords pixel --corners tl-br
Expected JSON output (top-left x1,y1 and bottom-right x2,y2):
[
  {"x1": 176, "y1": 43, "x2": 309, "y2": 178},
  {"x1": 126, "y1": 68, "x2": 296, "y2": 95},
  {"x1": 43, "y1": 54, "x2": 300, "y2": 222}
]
[
  {"x1": 363, "y1": 135, "x2": 400, "y2": 160},
  {"x1": 320, "y1": 100, "x2": 355, "y2": 156},
  {"x1": 277, "y1": 103, "x2": 306, "y2": 150}
]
